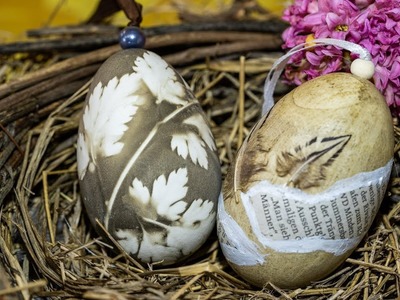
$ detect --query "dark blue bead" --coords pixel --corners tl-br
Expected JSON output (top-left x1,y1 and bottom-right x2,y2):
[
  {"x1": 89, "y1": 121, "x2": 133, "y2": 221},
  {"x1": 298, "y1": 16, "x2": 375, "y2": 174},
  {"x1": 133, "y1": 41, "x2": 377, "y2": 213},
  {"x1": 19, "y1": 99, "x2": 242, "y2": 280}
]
[{"x1": 119, "y1": 26, "x2": 146, "y2": 49}]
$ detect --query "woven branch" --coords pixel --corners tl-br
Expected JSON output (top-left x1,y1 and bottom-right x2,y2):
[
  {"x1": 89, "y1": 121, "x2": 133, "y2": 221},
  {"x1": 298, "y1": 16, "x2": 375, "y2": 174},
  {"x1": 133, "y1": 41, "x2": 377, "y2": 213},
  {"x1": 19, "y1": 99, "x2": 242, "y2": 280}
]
[{"x1": 0, "y1": 21, "x2": 286, "y2": 54}]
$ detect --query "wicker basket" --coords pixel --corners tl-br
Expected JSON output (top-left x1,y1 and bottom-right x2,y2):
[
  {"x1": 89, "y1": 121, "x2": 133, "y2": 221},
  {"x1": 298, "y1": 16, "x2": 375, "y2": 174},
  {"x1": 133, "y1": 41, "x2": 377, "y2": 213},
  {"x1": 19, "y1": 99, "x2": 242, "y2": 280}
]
[{"x1": 1, "y1": 13, "x2": 399, "y2": 300}]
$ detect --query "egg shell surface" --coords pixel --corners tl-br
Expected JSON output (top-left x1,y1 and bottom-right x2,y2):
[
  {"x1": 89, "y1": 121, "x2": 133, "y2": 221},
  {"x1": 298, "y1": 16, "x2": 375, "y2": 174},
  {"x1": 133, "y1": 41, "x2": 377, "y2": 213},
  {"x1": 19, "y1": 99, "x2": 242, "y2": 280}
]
[
  {"x1": 218, "y1": 73, "x2": 394, "y2": 288},
  {"x1": 77, "y1": 49, "x2": 221, "y2": 265}
]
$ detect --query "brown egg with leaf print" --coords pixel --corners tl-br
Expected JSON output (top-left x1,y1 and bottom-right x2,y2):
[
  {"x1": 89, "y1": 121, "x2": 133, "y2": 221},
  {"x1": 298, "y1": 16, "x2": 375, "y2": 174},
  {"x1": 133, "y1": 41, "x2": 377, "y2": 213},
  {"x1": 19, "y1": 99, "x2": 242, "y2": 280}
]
[
  {"x1": 218, "y1": 72, "x2": 394, "y2": 288},
  {"x1": 77, "y1": 49, "x2": 221, "y2": 265}
]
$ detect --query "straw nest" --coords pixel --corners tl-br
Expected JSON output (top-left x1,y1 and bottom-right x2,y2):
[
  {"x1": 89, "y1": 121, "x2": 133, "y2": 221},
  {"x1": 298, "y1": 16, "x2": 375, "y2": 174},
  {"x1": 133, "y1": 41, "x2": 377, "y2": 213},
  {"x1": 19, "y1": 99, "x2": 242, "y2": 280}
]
[{"x1": 1, "y1": 16, "x2": 400, "y2": 300}]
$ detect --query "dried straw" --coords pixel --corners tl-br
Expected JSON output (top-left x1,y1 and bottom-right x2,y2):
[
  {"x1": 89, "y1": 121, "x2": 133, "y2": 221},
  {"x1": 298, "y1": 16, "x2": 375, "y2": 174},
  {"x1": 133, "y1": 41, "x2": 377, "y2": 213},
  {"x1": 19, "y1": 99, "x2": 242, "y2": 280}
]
[{"x1": 1, "y1": 22, "x2": 400, "y2": 300}]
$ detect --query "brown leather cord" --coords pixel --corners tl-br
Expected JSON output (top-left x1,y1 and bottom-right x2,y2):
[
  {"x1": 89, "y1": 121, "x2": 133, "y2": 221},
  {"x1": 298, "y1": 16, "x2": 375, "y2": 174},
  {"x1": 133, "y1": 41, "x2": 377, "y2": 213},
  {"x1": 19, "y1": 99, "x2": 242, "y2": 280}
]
[{"x1": 86, "y1": 0, "x2": 143, "y2": 27}]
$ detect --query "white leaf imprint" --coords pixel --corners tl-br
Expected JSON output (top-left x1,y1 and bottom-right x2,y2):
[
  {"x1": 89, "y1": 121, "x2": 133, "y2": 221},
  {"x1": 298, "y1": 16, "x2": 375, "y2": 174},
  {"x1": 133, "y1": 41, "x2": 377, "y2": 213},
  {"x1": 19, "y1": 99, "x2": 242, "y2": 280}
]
[
  {"x1": 116, "y1": 198, "x2": 216, "y2": 262},
  {"x1": 183, "y1": 114, "x2": 216, "y2": 151},
  {"x1": 115, "y1": 228, "x2": 140, "y2": 254},
  {"x1": 170, "y1": 113, "x2": 217, "y2": 169},
  {"x1": 180, "y1": 199, "x2": 214, "y2": 226},
  {"x1": 120, "y1": 168, "x2": 216, "y2": 263},
  {"x1": 167, "y1": 211, "x2": 216, "y2": 255},
  {"x1": 152, "y1": 168, "x2": 189, "y2": 220},
  {"x1": 171, "y1": 132, "x2": 208, "y2": 169},
  {"x1": 116, "y1": 226, "x2": 181, "y2": 264},
  {"x1": 136, "y1": 227, "x2": 179, "y2": 262},
  {"x1": 129, "y1": 178, "x2": 150, "y2": 205},
  {"x1": 129, "y1": 168, "x2": 189, "y2": 222},
  {"x1": 133, "y1": 51, "x2": 187, "y2": 106},
  {"x1": 77, "y1": 133, "x2": 90, "y2": 180},
  {"x1": 79, "y1": 73, "x2": 144, "y2": 178}
]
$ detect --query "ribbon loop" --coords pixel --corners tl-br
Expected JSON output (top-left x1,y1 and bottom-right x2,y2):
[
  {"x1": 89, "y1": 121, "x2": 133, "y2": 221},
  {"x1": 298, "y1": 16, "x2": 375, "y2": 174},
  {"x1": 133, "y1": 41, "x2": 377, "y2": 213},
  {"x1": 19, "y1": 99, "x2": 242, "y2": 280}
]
[{"x1": 262, "y1": 38, "x2": 373, "y2": 116}]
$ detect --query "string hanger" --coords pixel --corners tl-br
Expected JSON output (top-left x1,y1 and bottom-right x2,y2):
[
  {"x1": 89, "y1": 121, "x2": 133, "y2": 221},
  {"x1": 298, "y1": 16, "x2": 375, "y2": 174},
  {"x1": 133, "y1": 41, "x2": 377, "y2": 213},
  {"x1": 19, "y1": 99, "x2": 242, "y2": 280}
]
[{"x1": 262, "y1": 38, "x2": 375, "y2": 116}]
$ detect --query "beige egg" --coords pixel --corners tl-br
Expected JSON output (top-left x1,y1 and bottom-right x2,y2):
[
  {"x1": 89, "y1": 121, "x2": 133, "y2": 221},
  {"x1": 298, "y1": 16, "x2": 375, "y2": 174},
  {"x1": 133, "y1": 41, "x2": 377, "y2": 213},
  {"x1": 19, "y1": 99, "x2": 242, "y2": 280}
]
[
  {"x1": 77, "y1": 49, "x2": 221, "y2": 266},
  {"x1": 217, "y1": 72, "x2": 394, "y2": 288}
]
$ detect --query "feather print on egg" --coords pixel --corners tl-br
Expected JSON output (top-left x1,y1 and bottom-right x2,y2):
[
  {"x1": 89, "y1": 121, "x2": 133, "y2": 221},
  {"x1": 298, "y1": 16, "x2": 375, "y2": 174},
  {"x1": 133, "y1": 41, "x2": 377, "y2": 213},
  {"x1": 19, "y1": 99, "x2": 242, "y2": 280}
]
[{"x1": 77, "y1": 49, "x2": 221, "y2": 265}]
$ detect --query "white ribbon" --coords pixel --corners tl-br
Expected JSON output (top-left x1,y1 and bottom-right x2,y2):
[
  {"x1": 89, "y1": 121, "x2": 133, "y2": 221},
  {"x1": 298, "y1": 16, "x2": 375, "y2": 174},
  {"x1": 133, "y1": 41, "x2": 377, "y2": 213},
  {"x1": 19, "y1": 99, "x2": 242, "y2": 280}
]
[{"x1": 262, "y1": 38, "x2": 373, "y2": 115}]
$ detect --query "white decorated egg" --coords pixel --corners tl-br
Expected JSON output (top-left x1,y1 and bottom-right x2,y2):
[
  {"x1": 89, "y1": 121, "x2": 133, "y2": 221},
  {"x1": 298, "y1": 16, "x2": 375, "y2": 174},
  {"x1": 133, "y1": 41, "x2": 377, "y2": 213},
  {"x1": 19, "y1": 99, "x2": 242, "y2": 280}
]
[
  {"x1": 77, "y1": 49, "x2": 221, "y2": 265},
  {"x1": 217, "y1": 72, "x2": 394, "y2": 288}
]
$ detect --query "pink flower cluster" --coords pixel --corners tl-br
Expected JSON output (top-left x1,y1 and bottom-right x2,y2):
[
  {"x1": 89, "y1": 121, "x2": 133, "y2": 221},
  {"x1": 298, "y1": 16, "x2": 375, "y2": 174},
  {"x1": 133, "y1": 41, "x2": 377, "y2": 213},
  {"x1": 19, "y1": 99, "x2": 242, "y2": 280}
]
[{"x1": 282, "y1": 0, "x2": 400, "y2": 116}]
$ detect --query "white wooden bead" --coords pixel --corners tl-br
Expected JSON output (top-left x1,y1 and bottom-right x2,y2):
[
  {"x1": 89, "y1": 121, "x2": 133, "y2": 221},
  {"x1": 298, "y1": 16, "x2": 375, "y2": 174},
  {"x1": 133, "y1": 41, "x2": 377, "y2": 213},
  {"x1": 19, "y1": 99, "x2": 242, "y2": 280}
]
[{"x1": 350, "y1": 58, "x2": 375, "y2": 79}]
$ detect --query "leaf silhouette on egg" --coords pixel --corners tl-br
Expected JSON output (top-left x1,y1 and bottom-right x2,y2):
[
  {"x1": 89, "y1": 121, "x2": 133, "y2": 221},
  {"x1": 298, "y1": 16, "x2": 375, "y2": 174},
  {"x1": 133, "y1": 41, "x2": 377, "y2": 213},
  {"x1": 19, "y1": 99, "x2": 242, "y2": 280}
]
[
  {"x1": 171, "y1": 114, "x2": 217, "y2": 169},
  {"x1": 77, "y1": 73, "x2": 145, "y2": 180},
  {"x1": 276, "y1": 135, "x2": 351, "y2": 189},
  {"x1": 115, "y1": 168, "x2": 216, "y2": 263},
  {"x1": 132, "y1": 51, "x2": 187, "y2": 106},
  {"x1": 129, "y1": 168, "x2": 189, "y2": 221},
  {"x1": 114, "y1": 223, "x2": 181, "y2": 264}
]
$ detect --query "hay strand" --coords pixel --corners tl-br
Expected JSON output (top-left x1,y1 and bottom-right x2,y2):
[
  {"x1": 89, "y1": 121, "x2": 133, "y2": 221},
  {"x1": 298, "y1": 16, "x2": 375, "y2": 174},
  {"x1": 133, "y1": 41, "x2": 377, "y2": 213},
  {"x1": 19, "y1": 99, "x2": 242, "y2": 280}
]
[
  {"x1": 0, "y1": 279, "x2": 47, "y2": 298},
  {"x1": 238, "y1": 56, "x2": 246, "y2": 148}
]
